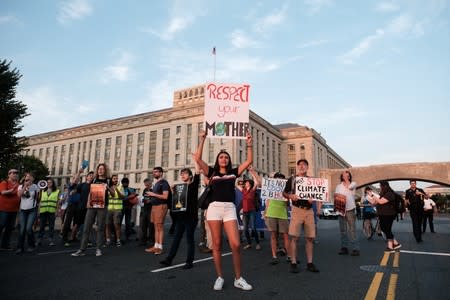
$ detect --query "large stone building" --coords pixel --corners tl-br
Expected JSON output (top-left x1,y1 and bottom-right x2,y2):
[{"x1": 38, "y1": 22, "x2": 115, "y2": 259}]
[{"x1": 23, "y1": 84, "x2": 351, "y2": 192}]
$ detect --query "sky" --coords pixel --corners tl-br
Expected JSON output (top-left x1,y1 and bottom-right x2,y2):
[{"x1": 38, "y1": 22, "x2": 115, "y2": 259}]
[{"x1": 1, "y1": 0, "x2": 449, "y2": 189}]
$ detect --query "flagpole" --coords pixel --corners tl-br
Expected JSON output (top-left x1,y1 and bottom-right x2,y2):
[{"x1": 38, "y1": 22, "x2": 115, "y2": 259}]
[{"x1": 212, "y1": 47, "x2": 216, "y2": 82}]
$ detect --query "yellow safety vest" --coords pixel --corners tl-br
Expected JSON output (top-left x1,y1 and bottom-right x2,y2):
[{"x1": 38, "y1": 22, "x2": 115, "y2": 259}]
[
  {"x1": 108, "y1": 188, "x2": 123, "y2": 211},
  {"x1": 39, "y1": 189, "x2": 60, "y2": 214}
]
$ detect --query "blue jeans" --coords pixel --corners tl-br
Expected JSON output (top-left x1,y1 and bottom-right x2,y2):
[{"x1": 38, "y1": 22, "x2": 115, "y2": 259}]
[
  {"x1": 18, "y1": 208, "x2": 37, "y2": 250},
  {"x1": 166, "y1": 218, "x2": 198, "y2": 264},
  {"x1": 0, "y1": 211, "x2": 17, "y2": 248},
  {"x1": 338, "y1": 209, "x2": 359, "y2": 251},
  {"x1": 243, "y1": 211, "x2": 260, "y2": 245},
  {"x1": 38, "y1": 212, "x2": 56, "y2": 240}
]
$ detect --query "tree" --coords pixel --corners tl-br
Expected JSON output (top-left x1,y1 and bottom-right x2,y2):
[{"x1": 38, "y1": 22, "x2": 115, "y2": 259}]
[{"x1": 0, "y1": 59, "x2": 29, "y2": 177}]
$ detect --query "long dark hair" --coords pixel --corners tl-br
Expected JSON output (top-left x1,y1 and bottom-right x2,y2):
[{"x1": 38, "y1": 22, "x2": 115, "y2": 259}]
[
  {"x1": 213, "y1": 150, "x2": 233, "y2": 174},
  {"x1": 340, "y1": 170, "x2": 352, "y2": 182},
  {"x1": 379, "y1": 180, "x2": 393, "y2": 197}
]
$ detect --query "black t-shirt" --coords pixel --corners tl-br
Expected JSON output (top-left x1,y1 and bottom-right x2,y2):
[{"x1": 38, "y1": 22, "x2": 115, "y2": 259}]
[
  {"x1": 76, "y1": 182, "x2": 91, "y2": 209},
  {"x1": 377, "y1": 191, "x2": 396, "y2": 216},
  {"x1": 207, "y1": 166, "x2": 239, "y2": 204},
  {"x1": 405, "y1": 188, "x2": 425, "y2": 212},
  {"x1": 151, "y1": 179, "x2": 171, "y2": 206},
  {"x1": 283, "y1": 176, "x2": 311, "y2": 208}
]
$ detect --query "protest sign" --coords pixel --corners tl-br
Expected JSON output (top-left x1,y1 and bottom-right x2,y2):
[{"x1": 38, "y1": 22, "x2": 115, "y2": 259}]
[
  {"x1": 294, "y1": 177, "x2": 329, "y2": 202},
  {"x1": 172, "y1": 183, "x2": 188, "y2": 212},
  {"x1": 261, "y1": 178, "x2": 288, "y2": 201},
  {"x1": 87, "y1": 183, "x2": 106, "y2": 208},
  {"x1": 204, "y1": 83, "x2": 250, "y2": 139}
]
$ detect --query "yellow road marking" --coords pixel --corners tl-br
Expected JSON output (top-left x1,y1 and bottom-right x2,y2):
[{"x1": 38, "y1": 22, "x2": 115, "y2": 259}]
[
  {"x1": 380, "y1": 251, "x2": 390, "y2": 266},
  {"x1": 364, "y1": 272, "x2": 384, "y2": 300},
  {"x1": 386, "y1": 273, "x2": 398, "y2": 300},
  {"x1": 393, "y1": 252, "x2": 399, "y2": 268}
]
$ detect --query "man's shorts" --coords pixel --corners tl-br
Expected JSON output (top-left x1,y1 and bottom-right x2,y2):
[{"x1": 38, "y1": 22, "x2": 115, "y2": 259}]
[
  {"x1": 206, "y1": 201, "x2": 237, "y2": 222},
  {"x1": 106, "y1": 210, "x2": 122, "y2": 225},
  {"x1": 288, "y1": 206, "x2": 316, "y2": 238},
  {"x1": 151, "y1": 204, "x2": 168, "y2": 224},
  {"x1": 265, "y1": 217, "x2": 289, "y2": 233}
]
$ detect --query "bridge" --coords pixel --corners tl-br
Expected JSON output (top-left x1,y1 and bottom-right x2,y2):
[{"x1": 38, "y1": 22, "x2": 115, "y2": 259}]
[{"x1": 319, "y1": 161, "x2": 450, "y2": 192}]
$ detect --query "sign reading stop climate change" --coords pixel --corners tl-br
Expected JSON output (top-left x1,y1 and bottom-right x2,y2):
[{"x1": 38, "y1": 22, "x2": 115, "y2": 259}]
[
  {"x1": 294, "y1": 177, "x2": 329, "y2": 202},
  {"x1": 204, "y1": 83, "x2": 250, "y2": 139}
]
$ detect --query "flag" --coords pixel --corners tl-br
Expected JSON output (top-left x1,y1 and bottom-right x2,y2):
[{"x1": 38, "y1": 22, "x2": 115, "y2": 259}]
[{"x1": 212, "y1": 47, "x2": 216, "y2": 55}]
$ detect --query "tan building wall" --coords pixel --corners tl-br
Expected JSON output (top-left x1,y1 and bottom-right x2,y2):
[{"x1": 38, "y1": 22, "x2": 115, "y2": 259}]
[{"x1": 23, "y1": 84, "x2": 350, "y2": 192}]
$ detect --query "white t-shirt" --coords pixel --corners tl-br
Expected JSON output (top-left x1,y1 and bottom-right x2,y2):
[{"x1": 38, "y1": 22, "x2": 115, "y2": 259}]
[
  {"x1": 335, "y1": 182, "x2": 357, "y2": 211},
  {"x1": 19, "y1": 184, "x2": 40, "y2": 210},
  {"x1": 423, "y1": 198, "x2": 436, "y2": 211}
]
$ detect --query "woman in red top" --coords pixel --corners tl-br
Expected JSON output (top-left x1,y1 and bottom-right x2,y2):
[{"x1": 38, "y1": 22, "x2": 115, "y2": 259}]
[{"x1": 0, "y1": 169, "x2": 20, "y2": 250}]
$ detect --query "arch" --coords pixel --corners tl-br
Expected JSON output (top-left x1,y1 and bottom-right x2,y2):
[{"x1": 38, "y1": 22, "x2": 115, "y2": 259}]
[{"x1": 320, "y1": 162, "x2": 450, "y2": 193}]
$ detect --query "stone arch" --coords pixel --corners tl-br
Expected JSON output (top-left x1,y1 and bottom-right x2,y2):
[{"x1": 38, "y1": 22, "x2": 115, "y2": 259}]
[{"x1": 320, "y1": 162, "x2": 450, "y2": 193}]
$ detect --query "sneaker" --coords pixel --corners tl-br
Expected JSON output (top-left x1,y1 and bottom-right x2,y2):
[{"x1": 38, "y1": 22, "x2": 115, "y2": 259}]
[
  {"x1": 15, "y1": 248, "x2": 23, "y2": 255},
  {"x1": 243, "y1": 244, "x2": 252, "y2": 250},
  {"x1": 234, "y1": 277, "x2": 253, "y2": 291},
  {"x1": 49, "y1": 241, "x2": 55, "y2": 247},
  {"x1": 96, "y1": 249, "x2": 103, "y2": 257},
  {"x1": 351, "y1": 250, "x2": 360, "y2": 256},
  {"x1": 393, "y1": 243, "x2": 402, "y2": 250},
  {"x1": 384, "y1": 247, "x2": 395, "y2": 253},
  {"x1": 159, "y1": 259, "x2": 172, "y2": 267},
  {"x1": 145, "y1": 246, "x2": 157, "y2": 253},
  {"x1": 213, "y1": 277, "x2": 225, "y2": 291},
  {"x1": 25, "y1": 247, "x2": 35, "y2": 253},
  {"x1": 270, "y1": 257, "x2": 279, "y2": 265},
  {"x1": 64, "y1": 242, "x2": 71, "y2": 247},
  {"x1": 87, "y1": 242, "x2": 93, "y2": 247},
  {"x1": 286, "y1": 256, "x2": 291, "y2": 262},
  {"x1": 116, "y1": 240, "x2": 122, "y2": 247},
  {"x1": 106, "y1": 240, "x2": 112, "y2": 246},
  {"x1": 290, "y1": 263, "x2": 299, "y2": 273},
  {"x1": 307, "y1": 263, "x2": 320, "y2": 273},
  {"x1": 338, "y1": 247, "x2": 349, "y2": 255},
  {"x1": 71, "y1": 250, "x2": 85, "y2": 257},
  {"x1": 277, "y1": 247, "x2": 287, "y2": 256},
  {"x1": 182, "y1": 262, "x2": 193, "y2": 269},
  {"x1": 255, "y1": 244, "x2": 261, "y2": 250},
  {"x1": 154, "y1": 248, "x2": 163, "y2": 255},
  {"x1": 200, "y1": 246, "x2": 212, "y2": 253}
]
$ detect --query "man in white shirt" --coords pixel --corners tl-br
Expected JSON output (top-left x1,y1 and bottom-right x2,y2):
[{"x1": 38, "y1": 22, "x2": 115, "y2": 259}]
[{"x1": 422, "y1": 194, "x2": 436, "y2": 233}]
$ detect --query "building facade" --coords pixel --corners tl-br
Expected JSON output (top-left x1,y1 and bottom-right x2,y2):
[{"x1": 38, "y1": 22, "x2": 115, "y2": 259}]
[{"x1": 23, "y1": 84, "x2": 351, "y2": 193}]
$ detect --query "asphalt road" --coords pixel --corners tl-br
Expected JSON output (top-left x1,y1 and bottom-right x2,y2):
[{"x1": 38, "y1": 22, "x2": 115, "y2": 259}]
[{"x1": 1, "y1": 214, "x2": 449, "y2": 300}]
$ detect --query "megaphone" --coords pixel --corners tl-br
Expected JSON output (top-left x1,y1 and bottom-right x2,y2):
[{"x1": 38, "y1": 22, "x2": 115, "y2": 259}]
[{"x1": 37, "y1": 180, "x2": 48, "y2": 190}]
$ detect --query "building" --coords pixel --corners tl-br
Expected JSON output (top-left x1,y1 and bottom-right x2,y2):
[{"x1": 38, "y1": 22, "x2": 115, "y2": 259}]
[
  {"x1": 424, "y1": 184, "x2": 450, "y2": 196},
  {"x1": 23, "y1": 84, "x2": 351, "y2": 193}
]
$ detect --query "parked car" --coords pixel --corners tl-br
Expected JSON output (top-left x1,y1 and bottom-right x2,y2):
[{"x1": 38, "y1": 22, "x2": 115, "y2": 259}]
[{"x1": 319, "y1": 203, "x2": 338, "y2": 219}]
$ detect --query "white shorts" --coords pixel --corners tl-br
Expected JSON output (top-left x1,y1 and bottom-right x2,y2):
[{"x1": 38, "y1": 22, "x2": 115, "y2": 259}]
[{"x1": 206, "y1": 201, "x2": 237, "y2": 222}]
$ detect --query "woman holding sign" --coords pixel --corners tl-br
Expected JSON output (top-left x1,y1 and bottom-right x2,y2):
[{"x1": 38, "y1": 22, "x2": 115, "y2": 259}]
[
  {"x1": 72, "y1": 163, "x2": 115, "y2": 257},
  {"x1": 194, "y1": 130, "x2": 253, "y2": 291}
]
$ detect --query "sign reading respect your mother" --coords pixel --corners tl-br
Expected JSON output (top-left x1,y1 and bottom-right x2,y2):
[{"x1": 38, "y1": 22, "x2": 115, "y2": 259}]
[{"x1": 204, "y1": 83, "x2": 250, "y2": 139}]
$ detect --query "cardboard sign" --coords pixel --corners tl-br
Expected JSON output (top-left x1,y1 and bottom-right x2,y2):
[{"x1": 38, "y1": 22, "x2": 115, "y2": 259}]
[
  {"x1": 87, "y1": 183, "x2": 106, "y2": 208},
  {"x1": 294, "y1": 177, "x2": 329, "y2": 202},
  {"x1": 261, "y1": 178, "x2": 288, "y2": 201},
  {"x1": 204, "y1": 83, "x2": 250, "y2": 139},
  {"x1": 172, "y1": 183, "x2": 188, "y2": 212}
]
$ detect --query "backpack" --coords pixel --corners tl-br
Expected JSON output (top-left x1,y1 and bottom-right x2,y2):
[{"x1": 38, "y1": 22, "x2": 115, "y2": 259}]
[{"x1": 393, "y1": 192, "x2": 405, "y2": 214}]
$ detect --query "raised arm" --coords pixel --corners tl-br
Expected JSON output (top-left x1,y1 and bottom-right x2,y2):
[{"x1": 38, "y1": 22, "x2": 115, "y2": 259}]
[
  {"x1": 238, "y1": 131, "x2": 253, "y2": 175},
  {"x1": 193, "y1": 130, "x2": 209, "y2": 175},
  {"x1": 247, "y1": 165, "x2": 260, "y2": 189}
]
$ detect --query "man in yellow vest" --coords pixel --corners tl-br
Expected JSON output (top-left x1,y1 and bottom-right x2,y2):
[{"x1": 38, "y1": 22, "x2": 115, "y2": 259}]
[
  {"x1": 37, "y1": 178, "x2": 60, "y2": 246},
  {"x1": 106, "y1": 174, "x2": 123, "y2": 247}
]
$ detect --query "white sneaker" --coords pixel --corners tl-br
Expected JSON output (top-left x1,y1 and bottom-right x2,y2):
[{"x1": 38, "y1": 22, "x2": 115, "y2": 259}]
[
  {"x1": 213, "y1": 277, "x2": 224, "y2": 291},
  {"x1": 71, "y1": 250, "x2": 85, "y2": 257},
  {"x1": 96, "y1": 249, "x2": 103, "y2": 257},
  {"x1": 234, "y1": 277, "x2": 253, "y2": 291}
]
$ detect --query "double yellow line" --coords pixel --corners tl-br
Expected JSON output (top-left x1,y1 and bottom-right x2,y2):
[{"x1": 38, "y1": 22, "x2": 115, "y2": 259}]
[{"x1": 364, "y1": 251, "x2": 400, "y2": 300}]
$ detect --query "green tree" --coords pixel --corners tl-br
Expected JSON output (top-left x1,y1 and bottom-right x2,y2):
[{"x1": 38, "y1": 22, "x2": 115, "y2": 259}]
[
  {"x1": 18, "y1": 155, "x2": 49, "y2": 182},
  {"x1": 0, "y1": 60, "x2": 29, "y2": 177}
]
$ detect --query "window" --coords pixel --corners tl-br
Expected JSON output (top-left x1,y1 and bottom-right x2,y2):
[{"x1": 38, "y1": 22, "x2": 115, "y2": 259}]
[
  {"x1": 175, "y1": 154, "x2": 180, "y2": 166},
  {"x1": 126, "y1": 134, "x2": 133, "y2": 145},
  {"x1": 176, "y1": 138, "x2": 181, "y2": 150},
  {"x1": 176, "y1": 125, "x2": 181, "y2": 134},
  {"x1": 288, "y1": 144, "x2": 295, "y2": 151},
  {"x1": 138, "y1": 132, "x2": 145, "y2": 143},
  {"x1": 106, "y1": 138, "x2": 111, "y2": 147},
  {"x1": 135, "y1": 173, "x2": 141, "y2": 184},
  {"x1": 136, "y1": 158, "x2": 143, "y2": 169},
  {"x1": 125, "y1": 159, "x2": 131, "y2": 170},
  {"x1": 116, "y1": 136, "x2": 122, "y2": 145}
]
